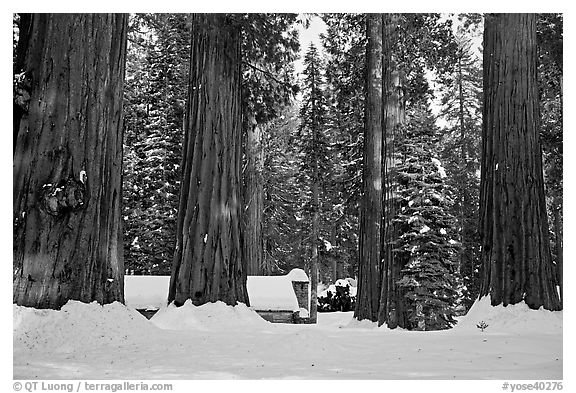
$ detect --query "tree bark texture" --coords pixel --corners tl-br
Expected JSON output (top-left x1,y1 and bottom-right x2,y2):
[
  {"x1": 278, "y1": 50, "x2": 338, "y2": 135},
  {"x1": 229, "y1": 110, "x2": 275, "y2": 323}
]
[
  {"x1": 13, "y1": 14, "x2": 128, "y2": 309},
  {"x1": 310, "y1": 179, "x2": 319, "y2": 323},
  {"x1": 458, "y1": 53, "x2": 467, "y2": 275},
  {"x1": 308, "y1": 50, "x2": 321, "y2": 324},
  {"x1": 480, "y1": 13, "x2": 561, "y2": 311},
  {"x1": 355, "y1": 14, "x2": 383, "y2": 322},
  {"x1": 243, "y1": 118, "x2": 264, "y2": 276},
  {"x1": 378, "y1": 13, "x2": 406, "y2": 328},
  {"x1": 169, "y1": 14, "x2": 249, "y2": 307},
  {"x1": 552, "y1": 198, "x2": 562, "y2": 303}
]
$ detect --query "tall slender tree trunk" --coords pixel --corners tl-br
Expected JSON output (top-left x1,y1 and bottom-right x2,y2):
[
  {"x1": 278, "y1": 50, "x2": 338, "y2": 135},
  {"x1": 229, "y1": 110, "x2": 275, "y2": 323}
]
[
  {"x1": 458, "y1": 54, "x2": 467, "y2": 276},
  {"x1": 552, "y1": 197, "x2": 562, "y2": 303},
  {"x1": 555, "y1": 76, "x2": 563, "y2": 304},
  {"x1": 378, "y1": 13, "x2": 405, "y2": 328},
  {"x1": 355, "y1": 14, "x2": 383, "y2": 322},
  {"x1": 243, "y1": 116, "x2": 265, "y2": 276},
  {"x1": 331, "y1": 226, "x2": 338, "y2": 282},
  {"x1": 169, "y1": 14, "x2": 248, "y2": 307},
  {"x1": 310, "y1": 174, "x2": 319, "y2": 323},
  {"x1": 309, "y1": 62, "x2": 320, "y2": 325},
  {"x1": 479, "y1": 13, "x2": 561, "y2": 311},
  {"x1": 13, "y1": 14, "x2": 128, "y2": 309}
]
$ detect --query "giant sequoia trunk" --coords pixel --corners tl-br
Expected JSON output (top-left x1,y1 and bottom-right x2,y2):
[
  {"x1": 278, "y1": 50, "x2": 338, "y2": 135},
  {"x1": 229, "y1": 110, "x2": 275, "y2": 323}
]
[
  {"x1": 13, "y1": 14, "x2": 128, "y2": 309},
  {"x1": 243, "y1": 118, "x2": 265, "y2": 276},
  {"x1": 168, "y1": 14, "x2": 249, "y2": 307},
  {"x1": 480, "y1": 13, "x2": 562, "y2": 311},
  {"x1": 378, "y1": 13, "x2": 406, "y2": 328},
  {"x1": 355, "y1": 14, "x2": 383, "y2": 322}
]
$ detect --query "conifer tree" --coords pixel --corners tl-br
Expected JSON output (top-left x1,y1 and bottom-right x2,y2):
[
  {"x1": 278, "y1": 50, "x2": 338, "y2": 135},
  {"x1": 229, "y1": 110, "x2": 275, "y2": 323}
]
[
  {"x1": 321, "y1": 13, "x2": 365, "y2": 282},
  {"x1": 13, "y1": 14, "x2": 128, "y2": 309},
  {"x1": 123, "y1": 14, "x2": 190, "y2": 275},
  {"x1": 480, "y1": 13, "x2": 561, "y2": 310},
  {"x1": 298, "y1": 43, "x2": 332, "y2": 322},
  {"x1": 537, "y1": 13, "x2": 563, "y2": 301},
  {"x1": 261, "y1": 106, "x2": 304, "y2": 274},
  {"x1": 241, "y1": 13, "x2": 299, "y2": 276},
  {"x1": 169, "y1": 14, "x2": 247, "y2": 306},
  {"x1": 394, "y1": 104, "x2": 460, "y2": 330},
  {"x1": 438, "y1": 33, "x2": 482, "y2": 310},
  {"x1": 355, "y1": 14, "x2": 383, "y2": 322}
]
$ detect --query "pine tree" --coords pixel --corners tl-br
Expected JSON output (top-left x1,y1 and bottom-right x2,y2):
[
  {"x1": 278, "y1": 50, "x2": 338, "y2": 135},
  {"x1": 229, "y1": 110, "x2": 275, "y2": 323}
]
[
  {"x1": 123, "y1": 14, "x2": 190, "y2": 275},
  {"x1": 298, "y1": 43, "x2": 332, "y2": 322},
  {"x1": 537, "y1": 13, "x2": 563, "y2": 301},
  {"x1": 321, "y1": 13, "x2": 365, "y2": 282},
  {"x1": 350, "y1": 13, "x2": 458, "y2": 327},
  {"x1": 261, "y1": 106, "x2": 304, "y2": 274},
  {"x1": 241, "y1": 13, "x2": 299, "y2": 276},
  {"x1": 394, "y1": 104, "x2": 460, "y2": 330},
  {"x1": 438, "y1": 33, "x2": 482, "y2": 310}
]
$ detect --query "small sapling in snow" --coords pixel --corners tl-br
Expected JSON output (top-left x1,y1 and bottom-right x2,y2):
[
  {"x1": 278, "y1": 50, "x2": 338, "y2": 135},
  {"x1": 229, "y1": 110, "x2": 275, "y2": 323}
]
[{"x1": 476, "y1": 321, "x2": 489, "y2": 332}]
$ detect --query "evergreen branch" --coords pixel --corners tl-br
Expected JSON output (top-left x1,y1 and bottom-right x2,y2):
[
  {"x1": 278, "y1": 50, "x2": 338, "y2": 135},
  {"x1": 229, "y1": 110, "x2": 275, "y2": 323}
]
[{"x1": 242, "y1": 61, "x2": 296, "y2": 92}]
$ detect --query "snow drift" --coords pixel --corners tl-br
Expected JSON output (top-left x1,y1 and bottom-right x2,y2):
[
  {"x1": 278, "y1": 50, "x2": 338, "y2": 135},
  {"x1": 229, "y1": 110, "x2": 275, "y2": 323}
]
[
  {"x1": 13, "y1": 301, "x2": 158, "y2": 353},
  {"x1": 455, "y1": 296, "x2": 562, "y2": 333},
  {"x1": 150, "y1": 300, "x2": 269, "y2": 330},
  {"x1": 13, "y1": 297, "x2": 562, "y2": 379}
]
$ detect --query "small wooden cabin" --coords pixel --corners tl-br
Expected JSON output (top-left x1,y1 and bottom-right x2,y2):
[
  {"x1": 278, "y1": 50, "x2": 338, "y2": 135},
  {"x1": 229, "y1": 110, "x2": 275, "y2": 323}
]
[{"x1": 246, "y1": 268, "x2": 311, "y2": 324}]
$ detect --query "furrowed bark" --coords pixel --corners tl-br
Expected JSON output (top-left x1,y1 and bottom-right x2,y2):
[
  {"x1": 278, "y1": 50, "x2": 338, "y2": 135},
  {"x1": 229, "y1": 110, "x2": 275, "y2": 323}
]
[
  {"x1": 169, "y1": 14, "x2": 248, "y2": 307},
  {"x1": 378, "y1": 13, "x2": 406, "y2": 328},
  {"x1": 243, "y1": 118, "x2": 265, "y2": 276},
  {"x1": 355, "y1": 13, "x2": 383, "y2": 322},
  {"x1": 13, "y1": 14, "x2": 128, "y2": 309},
  {"x1": 479, "y1": 13, "x2": 561, "y2": 311}
]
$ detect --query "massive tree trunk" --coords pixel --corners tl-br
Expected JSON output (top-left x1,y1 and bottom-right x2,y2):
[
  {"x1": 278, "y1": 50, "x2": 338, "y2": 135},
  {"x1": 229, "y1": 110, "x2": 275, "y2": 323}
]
[
  {"x1": 378, "y1": 13, "x2": 405, "y2": 328},
  {"x1": 13, "y1": 14, "x2": 128, "y2": 309},
  {"x1": 13, "y1": 14, "x2": 33, "y2": 155},
  {"x1": 243, "y1": 117, "x2": 265, "y2": 276},
  {"x1": 479, "y1": 13, "x2": 561, "y2": 311},
  {"x1": 355, "y1": 14, "x2": 383, "y2": 322},
  {"x1": 169, "y1": 14, "x2": 249, "y2": 307}
]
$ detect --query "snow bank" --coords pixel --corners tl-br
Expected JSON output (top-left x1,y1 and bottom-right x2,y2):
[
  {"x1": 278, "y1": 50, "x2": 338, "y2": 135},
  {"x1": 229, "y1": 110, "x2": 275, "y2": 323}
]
[
  {"x1": 247, "y1": 275, "x2": 300, "y2": 311},
  {"x1": 13, "y1": 301, "x2": 158, "y2": 353},
  {"x1": 124, "y1": 275, "x2": 170, "y2": 309},
  {"x1": 150, "y1": 300, "x2": 269, "y2": 331},
  {"x1": 455, "y1": 296, "x2": 562, "y2": 333},
  {"x1": 344, "y1": 317, "x2": 379, "y2": 329}
]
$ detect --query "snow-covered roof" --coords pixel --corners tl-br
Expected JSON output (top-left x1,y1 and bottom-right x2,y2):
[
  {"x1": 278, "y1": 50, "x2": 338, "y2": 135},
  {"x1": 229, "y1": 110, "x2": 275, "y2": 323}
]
[
  {"x1": 286, "y1": 268, "x2": 308, "y2": 282},
  {"x1": 246, "y1": 275, "x2": 299, "y2": 311},
  {"x1": 124, "y1": 269, "x2": 309, "y2": 311},
  {"x1": 124, "y1": 275, "x2": 170, "y2": 309}
]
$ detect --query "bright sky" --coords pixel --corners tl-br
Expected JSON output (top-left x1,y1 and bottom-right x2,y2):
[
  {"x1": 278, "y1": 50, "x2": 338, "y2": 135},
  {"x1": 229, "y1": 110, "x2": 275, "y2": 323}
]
[{"x1": 294, "y1": 15, "x2": 328, "y2": 76}]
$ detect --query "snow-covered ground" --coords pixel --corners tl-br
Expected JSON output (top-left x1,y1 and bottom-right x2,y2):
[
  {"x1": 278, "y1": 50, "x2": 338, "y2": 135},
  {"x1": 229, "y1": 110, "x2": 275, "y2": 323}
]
[{"x1": 13, "y1": 296, "x2": 562, "y2": 382}]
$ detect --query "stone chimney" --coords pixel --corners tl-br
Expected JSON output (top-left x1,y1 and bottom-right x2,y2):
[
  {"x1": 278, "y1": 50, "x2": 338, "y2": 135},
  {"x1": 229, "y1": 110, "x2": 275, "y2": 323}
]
[{"x1": 287, "y1": 268, "x2": 309, "y2": 311}]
